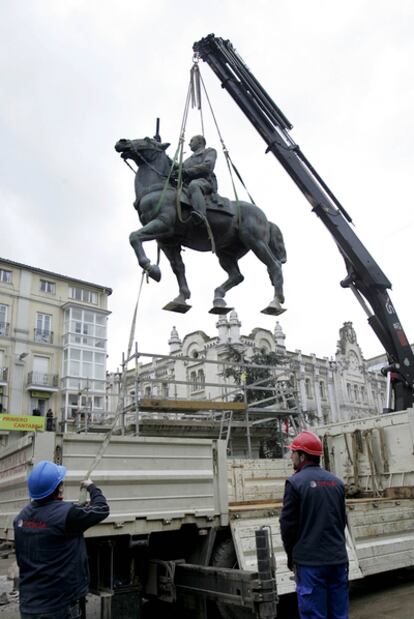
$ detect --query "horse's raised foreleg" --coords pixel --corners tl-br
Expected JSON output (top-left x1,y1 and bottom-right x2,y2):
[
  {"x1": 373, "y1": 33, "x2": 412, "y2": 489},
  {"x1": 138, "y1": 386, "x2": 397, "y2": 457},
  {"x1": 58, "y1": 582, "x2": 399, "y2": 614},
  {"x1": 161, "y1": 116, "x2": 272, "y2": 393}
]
[
  {"x1": 160, "y1": 244, "x2": 192, "y2": 313},
  {"x1": 129, "y1": 219, "x2": 171, "y2": 282},
  {"x1": 211, "y1": 252, "x2": 244, "y2": 313}
]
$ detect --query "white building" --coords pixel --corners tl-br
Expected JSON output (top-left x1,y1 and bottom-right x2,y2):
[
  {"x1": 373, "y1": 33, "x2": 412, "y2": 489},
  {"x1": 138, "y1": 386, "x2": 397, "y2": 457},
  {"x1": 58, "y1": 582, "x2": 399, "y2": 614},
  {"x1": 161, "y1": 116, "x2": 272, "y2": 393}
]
[
  {"x1": 107, "y1": 312, "x2": 387, "y2": 426},
  {"x1": 0, "y1": 257, "x2": 111, "y2": 428}
]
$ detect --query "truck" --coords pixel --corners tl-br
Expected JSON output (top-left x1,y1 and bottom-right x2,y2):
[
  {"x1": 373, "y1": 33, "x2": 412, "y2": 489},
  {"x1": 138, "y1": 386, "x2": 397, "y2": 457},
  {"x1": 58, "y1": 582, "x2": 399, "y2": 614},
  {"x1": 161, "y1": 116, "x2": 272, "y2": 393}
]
[
  {"x1": 2, "y1": 34, "x2": 414, "y2": 619},
  {"x1": 1, "y1": 408, "x2": 414, "y2": 618}
]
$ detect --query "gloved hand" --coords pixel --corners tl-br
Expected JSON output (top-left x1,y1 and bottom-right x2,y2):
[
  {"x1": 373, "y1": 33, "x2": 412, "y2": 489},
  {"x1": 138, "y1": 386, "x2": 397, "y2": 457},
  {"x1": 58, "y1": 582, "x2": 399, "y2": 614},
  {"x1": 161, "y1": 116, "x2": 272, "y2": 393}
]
[{"x1": 80, "y1": 479, "x2": 94, "y2": 490}]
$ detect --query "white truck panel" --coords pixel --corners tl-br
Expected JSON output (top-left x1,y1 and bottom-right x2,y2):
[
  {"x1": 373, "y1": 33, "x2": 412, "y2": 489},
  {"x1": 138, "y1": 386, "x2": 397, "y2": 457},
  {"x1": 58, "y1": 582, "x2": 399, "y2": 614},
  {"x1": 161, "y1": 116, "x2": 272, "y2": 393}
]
[
  {"x1": 228, "y1": 458, "x2": 291, "y2": 504},
  {"x1": 0, "y1": 432, "x2": 229, "y2": 539}
]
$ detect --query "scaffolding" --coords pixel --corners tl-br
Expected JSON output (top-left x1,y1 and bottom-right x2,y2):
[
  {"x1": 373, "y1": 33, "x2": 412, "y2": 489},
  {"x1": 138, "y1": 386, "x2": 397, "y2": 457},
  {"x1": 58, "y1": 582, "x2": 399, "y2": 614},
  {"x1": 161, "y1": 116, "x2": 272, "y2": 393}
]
[{"x1": 93, "y1": 344, "x2": 305, "y2": 458}]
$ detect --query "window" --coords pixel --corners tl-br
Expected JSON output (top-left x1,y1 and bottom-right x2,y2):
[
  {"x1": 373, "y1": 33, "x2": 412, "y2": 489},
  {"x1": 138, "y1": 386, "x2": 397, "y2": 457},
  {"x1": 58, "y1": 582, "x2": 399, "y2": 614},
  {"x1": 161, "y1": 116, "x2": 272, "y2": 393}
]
[
  {"x1": 0, "y1": 305, "x2": 8, "y2": 336},
  {"x1": 32, "y1": 355, "x2": 50, "y2": 385},
  {"x1": 319, "y1": 380, "x2": 326, "y2": 399},
  {"x1": 190, "y1": 371, "x2": 197, "y2": 392},
  {"x1": 347, "y1": 383, "x2": 353, "y2": 401},
  {"x1": 305, "y1": 378, "x2": 312, "y2": 398},
  {"x1": 354, "y1": 385, "x2": 359, "y2": 402},
  {"x1": 35, "y1": 313, "x2": 53, "y2": 343},
  {"x1": 64, "y1": 349, "x2": 105, "y2": 381},
  {"x1": 197, "y1": 369, "x2": 205, "y2": 390},
  {"x1": 40, "y1": 279, "x2": 56, "y2": 294},
  {"x1": 0, "y1": 350, "x2": 5, "y2": 381},
  {"x1": 0, "y1": 269, "x2": 12, "y2": 284},
  {"x1": 69, "y1": 286, "x2": 98, "y2": 304},
  {"x1": 64, "y1": 307, "x2": 107, "y2": 349}
]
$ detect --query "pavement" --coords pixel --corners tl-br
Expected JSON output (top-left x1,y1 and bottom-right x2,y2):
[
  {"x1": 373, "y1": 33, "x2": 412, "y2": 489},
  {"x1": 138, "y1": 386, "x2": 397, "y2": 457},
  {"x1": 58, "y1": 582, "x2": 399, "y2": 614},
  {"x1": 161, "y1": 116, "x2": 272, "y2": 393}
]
[{"x1": 0, "y1": 556, "x2": 101, "y2": 619}]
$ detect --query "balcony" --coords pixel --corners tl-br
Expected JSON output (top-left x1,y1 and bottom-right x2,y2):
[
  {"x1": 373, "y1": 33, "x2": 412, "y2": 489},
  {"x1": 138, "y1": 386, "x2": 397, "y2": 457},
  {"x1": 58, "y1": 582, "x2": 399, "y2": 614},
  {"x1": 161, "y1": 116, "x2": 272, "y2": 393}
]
[
  {"x1": 27, "y1": 371, "x2": 59, "y2": 391},
  {"x1": 0, "y1": 322, "x2": 9, "y2": 337},
  {"x1": 34, "y1": 329, "x2": 54, "y2": 344},
  {"x1": 0, "y1": 367, "x2": 7, "y2": 384}
]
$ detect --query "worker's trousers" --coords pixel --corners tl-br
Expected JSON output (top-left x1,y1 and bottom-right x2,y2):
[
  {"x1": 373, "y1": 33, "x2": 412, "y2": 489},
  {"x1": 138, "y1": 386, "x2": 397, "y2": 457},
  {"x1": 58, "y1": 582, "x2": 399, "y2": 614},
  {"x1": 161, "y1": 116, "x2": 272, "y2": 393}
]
[
  {"x1": 20, "y1": 599, "x2": 82, "y2": 619},
  {"x1": 295, "y1": 564, "x2": 349, "y2": 619}
]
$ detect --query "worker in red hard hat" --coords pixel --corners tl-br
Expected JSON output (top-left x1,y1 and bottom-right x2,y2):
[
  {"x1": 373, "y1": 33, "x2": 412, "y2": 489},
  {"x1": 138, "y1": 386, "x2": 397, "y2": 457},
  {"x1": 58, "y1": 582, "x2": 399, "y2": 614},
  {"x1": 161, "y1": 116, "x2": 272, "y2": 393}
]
[
  {"x1": 280, "y1": 431, "x2": 349, "y2": 619},
  {"x1": 13, "y1": 461, "x2": 109, "y2": 619}
]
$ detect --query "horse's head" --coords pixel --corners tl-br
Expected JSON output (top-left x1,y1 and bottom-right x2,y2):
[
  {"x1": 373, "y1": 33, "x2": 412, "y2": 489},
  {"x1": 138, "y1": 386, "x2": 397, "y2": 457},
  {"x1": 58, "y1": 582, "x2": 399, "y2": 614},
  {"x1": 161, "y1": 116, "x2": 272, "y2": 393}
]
[{"x1": 115, "y1": 137, "x2": 171, "y2": 166}]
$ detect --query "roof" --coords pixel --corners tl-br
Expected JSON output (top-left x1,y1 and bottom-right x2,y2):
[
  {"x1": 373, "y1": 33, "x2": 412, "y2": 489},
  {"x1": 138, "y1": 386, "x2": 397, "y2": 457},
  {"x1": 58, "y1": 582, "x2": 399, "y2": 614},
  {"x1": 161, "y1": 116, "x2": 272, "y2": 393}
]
[{"x1": 0, "y1": 256, "x2": 112, "y2": 295}]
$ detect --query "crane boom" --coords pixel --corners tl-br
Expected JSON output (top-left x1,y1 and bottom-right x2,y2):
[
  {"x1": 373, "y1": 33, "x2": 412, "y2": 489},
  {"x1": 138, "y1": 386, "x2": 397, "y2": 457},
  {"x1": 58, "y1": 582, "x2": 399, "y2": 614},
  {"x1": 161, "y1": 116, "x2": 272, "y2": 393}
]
[{"x1": 193, "y1": 34, "x2": 414, "y2": 411}]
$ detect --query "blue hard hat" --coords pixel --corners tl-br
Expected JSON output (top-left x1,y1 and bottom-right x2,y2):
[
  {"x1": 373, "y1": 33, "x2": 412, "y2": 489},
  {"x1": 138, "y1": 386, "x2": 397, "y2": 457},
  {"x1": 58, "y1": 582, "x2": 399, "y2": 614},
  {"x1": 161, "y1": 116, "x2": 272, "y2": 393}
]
[{"x1": 28, "y1": 460, "x2": 67, "y2": 500}]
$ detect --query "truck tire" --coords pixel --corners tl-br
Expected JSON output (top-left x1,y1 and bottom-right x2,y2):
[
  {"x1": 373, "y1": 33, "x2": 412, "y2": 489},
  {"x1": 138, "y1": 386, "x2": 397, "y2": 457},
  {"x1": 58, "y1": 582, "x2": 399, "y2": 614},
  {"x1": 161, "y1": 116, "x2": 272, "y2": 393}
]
[{"x1": 211, "y1": 538, "x2": 254, "y2": 619}]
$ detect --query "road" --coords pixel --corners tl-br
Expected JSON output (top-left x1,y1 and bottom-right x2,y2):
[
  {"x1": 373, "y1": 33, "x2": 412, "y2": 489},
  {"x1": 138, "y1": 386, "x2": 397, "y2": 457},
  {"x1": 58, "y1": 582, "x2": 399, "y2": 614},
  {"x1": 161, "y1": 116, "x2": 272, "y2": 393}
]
[
  {"x1": 277, "y1": 569, "x2": 414, "y2": 618},
  {"x1": 1, "y1": 556, "x2": 414, "y2": 618}
]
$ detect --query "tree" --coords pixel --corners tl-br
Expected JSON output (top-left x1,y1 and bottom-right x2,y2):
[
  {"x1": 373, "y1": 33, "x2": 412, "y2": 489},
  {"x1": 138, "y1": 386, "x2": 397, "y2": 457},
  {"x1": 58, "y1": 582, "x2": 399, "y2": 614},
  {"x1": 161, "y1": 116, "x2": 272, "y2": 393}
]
[
  {"x1": 224, "y1": 348, "x2": 294, "y2": 407},
  {"x1": 224, "y1": 348, "x2": 297, "y2": 458}
]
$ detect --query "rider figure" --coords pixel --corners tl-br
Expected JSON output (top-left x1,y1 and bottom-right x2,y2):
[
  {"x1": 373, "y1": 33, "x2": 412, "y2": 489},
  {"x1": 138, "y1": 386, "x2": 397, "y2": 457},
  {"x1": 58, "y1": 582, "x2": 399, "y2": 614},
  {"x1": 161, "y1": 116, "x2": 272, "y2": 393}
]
[{"x1": 182, "y1": 135, "x2": 217, "y2": 218}]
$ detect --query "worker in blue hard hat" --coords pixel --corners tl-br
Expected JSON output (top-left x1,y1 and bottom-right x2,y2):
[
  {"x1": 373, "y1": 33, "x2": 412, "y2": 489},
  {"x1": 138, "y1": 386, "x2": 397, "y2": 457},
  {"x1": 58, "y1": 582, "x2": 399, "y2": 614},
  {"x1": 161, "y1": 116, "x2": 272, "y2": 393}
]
[{"x1": 13, "y1": 460, "x2": 109, "y2": 619}]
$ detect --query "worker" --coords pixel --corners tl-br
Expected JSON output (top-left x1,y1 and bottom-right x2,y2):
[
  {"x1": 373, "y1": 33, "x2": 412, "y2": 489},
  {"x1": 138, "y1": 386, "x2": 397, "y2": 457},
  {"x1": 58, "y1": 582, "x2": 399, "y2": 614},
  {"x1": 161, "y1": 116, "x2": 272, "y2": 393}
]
[
  {"x1": 14, "y1": 460, "x2": 110, "y2": 619},
  {"x1": 280, "y1": 431, "x2": 348, "y2": 619},
  {"x1": 182, "y1": 134, "x2": 217, "y2": 219}
]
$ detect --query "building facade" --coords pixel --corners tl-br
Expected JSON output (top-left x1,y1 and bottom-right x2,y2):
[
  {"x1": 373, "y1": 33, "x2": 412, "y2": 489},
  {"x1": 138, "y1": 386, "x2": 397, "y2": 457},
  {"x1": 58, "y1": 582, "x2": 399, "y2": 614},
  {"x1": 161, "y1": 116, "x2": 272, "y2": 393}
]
[
  {"x1": 0, "y1": 257, "x2": 111, "y2": 427},
  {"x1": 107, "y1": 311, "x2": 387, "y2": 426}
]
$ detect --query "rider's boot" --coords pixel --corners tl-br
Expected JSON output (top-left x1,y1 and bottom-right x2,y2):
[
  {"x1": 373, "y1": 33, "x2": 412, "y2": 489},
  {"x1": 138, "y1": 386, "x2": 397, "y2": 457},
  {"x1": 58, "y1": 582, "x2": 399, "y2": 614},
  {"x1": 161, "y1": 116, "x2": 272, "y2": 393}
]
[{"x1": 190, "y1": 187, "x2": 207, "y2": 222}]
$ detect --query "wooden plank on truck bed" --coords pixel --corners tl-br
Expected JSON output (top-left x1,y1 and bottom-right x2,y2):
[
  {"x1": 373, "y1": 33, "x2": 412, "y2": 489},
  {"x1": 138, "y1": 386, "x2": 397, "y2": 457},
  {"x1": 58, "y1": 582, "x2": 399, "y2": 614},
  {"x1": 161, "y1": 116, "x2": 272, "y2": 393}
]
[
  {"x1": 384, "y1": 486, "x2": 414, "y2": 499},
  {"x1": 138, "y1": 398, "x2": 246, "y2": 412}
]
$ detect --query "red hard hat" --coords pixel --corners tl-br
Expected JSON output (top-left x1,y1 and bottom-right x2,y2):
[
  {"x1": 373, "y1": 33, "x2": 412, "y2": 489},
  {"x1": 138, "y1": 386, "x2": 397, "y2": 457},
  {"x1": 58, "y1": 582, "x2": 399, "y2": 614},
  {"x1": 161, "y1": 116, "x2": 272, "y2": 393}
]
[{"x1": 288, "y1": 431, "x2": 323, "y2": 456}]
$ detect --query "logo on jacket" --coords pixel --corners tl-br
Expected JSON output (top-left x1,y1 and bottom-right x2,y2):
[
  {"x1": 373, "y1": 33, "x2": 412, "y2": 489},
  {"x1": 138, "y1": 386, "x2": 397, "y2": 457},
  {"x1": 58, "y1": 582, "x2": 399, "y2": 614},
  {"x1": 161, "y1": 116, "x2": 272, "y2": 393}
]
[
  {"x1": 17, "y1": 519, "x2": 46, "y2": 529},
  {"x1": 310, "y1": 480, "x2": 337, "y2": 488}
]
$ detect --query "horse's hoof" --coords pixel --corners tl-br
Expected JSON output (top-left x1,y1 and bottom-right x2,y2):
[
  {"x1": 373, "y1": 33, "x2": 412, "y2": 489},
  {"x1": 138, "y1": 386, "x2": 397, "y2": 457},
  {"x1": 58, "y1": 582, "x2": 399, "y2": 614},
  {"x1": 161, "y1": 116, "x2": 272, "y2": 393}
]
[
  {"x1": 145, "y1": 265, "x2": 161, "y2": 282},
  {"x1": 209, "y1": 297, "x2": 233, "y2": 315},
  {"x1": 163, "y1": 296, "x2": 192, "y2": 313},
  {"x1": 261, "y1": 299, "x2": 287, "y2": 316}
]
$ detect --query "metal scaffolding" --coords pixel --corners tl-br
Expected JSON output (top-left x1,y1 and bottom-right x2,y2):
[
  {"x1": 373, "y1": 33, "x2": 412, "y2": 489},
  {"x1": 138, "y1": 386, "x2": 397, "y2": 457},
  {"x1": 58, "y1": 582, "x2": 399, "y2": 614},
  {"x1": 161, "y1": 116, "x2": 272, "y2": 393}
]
[{"x1": 94, "y1": 344, "x2": 305, "y2": 458}]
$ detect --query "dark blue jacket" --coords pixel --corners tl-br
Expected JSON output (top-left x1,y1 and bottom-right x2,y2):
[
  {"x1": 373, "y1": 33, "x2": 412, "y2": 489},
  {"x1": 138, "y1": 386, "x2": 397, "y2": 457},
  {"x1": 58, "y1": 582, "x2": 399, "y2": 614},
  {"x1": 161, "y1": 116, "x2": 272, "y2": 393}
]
[
  {"x1": 14, "y1": 484, "x2": 109, "y2": 614},
  {"x1": 280, "y1": 463, "x2": 347, "y2": 568}
]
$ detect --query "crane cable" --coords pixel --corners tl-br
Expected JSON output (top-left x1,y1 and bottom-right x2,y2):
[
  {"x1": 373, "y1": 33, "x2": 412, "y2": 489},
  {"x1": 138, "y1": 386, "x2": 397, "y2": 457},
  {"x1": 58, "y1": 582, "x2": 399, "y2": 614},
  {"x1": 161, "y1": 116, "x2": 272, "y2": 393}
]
[
  {"x1": 193, "y1": 56, "x2": 257, "y2": 208},
  {"x1": 169, "y1": 66, "x2": 216, "y2": 252}
]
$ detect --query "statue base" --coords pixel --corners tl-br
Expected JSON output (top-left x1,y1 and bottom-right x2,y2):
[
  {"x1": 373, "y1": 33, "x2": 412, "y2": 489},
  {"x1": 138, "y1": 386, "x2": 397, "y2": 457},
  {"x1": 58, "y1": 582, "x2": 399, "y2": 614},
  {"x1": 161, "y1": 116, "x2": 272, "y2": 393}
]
[
  {"x1": 261, "y1": 304, "x2": 287, "y2": 316},
  {"x1": 208, "y1": 306, "x2": 234, "y2": 315},
  {"x1": 163, "y1": 300, "x2": 192, "y2": 313}
]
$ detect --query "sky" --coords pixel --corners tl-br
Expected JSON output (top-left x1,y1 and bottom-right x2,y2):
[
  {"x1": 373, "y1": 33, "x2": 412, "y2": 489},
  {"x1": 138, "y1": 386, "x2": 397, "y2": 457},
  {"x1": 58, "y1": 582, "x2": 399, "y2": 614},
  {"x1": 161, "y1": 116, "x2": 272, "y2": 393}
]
[{"x1": 2, "y1": 1, "x2": 414, "y2": 371}]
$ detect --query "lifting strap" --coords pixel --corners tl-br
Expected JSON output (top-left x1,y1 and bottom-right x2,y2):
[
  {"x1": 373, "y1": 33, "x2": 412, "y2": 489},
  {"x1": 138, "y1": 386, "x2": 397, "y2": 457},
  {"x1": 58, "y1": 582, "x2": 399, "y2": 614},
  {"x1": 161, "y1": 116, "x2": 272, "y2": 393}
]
[{"x1": 79, "y1": 273, "x2": 146, "y2": 500}]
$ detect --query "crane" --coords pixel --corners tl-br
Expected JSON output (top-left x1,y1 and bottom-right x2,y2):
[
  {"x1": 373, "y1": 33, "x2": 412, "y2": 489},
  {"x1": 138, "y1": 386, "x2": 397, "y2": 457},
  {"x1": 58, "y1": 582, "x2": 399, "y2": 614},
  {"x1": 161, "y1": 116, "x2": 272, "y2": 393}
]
[{"x1": 193, "y1": 34, "x2": 414, "y2": 412}]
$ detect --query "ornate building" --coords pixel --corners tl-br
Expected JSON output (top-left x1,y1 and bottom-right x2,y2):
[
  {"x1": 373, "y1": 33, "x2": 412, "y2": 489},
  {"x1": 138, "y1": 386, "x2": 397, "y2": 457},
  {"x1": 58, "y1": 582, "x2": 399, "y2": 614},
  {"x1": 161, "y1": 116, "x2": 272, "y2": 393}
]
[{"x1": 107, "y1": 311, "x2": 387, "y2": 426}]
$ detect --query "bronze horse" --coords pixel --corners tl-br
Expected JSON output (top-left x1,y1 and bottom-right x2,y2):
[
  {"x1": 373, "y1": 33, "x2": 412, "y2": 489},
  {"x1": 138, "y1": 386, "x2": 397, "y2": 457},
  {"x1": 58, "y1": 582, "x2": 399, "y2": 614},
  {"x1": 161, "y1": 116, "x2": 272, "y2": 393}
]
[{"x1": 115, "y1": 137, "x2": 287, "y2": 315}]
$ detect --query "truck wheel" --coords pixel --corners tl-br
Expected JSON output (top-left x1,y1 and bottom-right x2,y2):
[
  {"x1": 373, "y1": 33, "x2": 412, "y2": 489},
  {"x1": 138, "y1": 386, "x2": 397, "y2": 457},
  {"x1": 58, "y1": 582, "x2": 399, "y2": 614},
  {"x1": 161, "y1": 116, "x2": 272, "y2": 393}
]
[{"x1": 211, "y1": 538, "x2": 254, "y2": 619}]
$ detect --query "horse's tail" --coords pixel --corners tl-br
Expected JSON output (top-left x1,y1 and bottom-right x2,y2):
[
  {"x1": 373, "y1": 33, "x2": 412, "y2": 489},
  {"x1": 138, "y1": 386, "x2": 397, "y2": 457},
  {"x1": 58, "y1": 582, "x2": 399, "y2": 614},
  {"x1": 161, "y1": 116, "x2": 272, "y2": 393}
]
[{"x1": 269, "y1": 222, "x2": 287, "y2": 264}]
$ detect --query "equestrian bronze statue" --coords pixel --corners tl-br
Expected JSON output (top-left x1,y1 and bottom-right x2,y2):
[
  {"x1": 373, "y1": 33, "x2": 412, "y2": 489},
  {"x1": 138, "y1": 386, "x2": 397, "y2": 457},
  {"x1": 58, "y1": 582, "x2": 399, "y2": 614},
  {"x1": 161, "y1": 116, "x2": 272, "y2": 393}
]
[{"x1": 115, "y1": 136, "x2": 287, "y2": 315}]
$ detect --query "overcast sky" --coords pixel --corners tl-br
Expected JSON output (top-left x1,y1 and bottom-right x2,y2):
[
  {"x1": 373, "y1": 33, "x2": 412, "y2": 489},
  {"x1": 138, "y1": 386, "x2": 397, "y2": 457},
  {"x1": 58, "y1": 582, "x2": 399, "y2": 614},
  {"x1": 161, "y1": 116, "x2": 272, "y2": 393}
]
[{"x1": 2, "y1": 1, "x2": 414, "y2": 370}]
